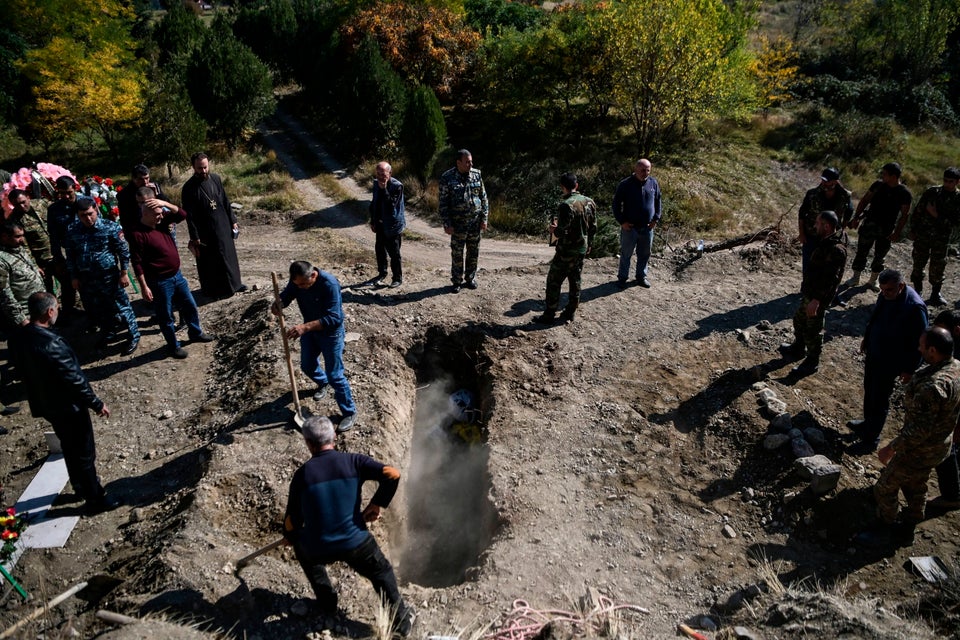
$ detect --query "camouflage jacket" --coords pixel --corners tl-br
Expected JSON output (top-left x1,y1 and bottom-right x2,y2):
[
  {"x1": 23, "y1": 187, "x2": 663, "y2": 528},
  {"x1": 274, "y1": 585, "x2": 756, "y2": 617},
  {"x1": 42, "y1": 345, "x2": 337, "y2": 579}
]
[
  {"x1": 63, "y1": 216, "x2": 130, "y2": 278},
  {"x1": 909, "y1": 185, "x2": 960, "y2": 239},
  {"x1": 800, "y1": 229, "x2": 848, "y2": 302},
  {"x1": 438, "y1": 167, "x2": 488, "y2": 231},
  {"x1": 10, "y1": 201, "x2": 54, "y2": 267},
  {"x1": 892, "y1": 356, "x2": 960, "y2": 466},
  {"x1": 554, "y1": 191, "x2": 597, "y2": 257},
  {"x1": 0, "y1": 245, "x2": 45, "y2": 326},
  {"x1": 798, "y1": 184, "x2": 853, "y2": 237}
]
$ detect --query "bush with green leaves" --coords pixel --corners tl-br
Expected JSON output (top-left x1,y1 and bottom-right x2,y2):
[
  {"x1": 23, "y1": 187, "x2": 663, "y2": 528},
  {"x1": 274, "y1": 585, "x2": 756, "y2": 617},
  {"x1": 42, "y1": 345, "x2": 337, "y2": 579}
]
[
  {"x1": 338, "y1": 36, "x2": 408, "y2": 153},
  {"x1": 402, "y1": 86, "x2": 447, "y2": 180}
]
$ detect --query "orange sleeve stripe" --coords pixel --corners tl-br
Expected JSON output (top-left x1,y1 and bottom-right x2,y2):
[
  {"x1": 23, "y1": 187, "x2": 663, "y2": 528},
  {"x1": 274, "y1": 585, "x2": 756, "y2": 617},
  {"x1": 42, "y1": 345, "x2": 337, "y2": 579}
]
[{"x1": 382, "y1": 466, "x2": 401, "y2": 480}]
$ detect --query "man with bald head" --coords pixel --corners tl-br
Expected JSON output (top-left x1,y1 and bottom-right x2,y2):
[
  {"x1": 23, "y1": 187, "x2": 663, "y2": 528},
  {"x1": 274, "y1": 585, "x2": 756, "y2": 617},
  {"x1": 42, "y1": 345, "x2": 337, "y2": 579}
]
[
  {"x1": 612, "y1": 158, "x2": 661, "y2": 288},
  {"x1": 369, "y1": 161, "x2": 405, "y2": 287},
  {"x1": 866, "y1": 326, "x2": 960, "y2": 544}
]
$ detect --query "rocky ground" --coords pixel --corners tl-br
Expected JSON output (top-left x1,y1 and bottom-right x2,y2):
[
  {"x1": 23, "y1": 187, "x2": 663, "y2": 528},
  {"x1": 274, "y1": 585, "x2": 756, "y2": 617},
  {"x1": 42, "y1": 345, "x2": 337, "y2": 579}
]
[{"x1": 1, "y1": 123, "x2": 959, "y2": 640}]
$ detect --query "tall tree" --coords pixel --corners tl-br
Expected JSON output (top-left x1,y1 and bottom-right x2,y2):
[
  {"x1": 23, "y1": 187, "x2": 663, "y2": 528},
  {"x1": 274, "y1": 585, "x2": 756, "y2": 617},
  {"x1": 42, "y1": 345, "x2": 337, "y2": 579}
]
[
  {"x1": 340, "y1": 2, "x2": 481, "y2": 98},
  {"x1": 596, "y1": 0, "x2": 757, "y2": 154},
  {"x1": 185, "y1": 16, "x2": 276, "y2": 146},
  {"x1": 11, "y1": 0, "x2": 145, "y2": 154},
  {"x1": 233, "y1": 0, "x2": 298, "y2": 82}
]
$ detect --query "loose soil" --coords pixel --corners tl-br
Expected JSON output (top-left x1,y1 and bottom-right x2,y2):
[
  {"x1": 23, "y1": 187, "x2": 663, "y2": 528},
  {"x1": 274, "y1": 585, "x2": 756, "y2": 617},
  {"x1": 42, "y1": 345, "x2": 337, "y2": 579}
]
[{"x1": 1, "y1": 117, "x2": 958, "y2": 640}]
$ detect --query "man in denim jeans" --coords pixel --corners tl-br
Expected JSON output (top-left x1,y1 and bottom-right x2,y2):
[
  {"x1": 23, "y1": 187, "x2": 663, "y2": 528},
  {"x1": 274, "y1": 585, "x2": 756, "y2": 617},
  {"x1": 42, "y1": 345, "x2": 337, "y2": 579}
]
[
  {"x1": 273, "y1": 261, "x2": 357, "y2": 432},
  {"x1": 283, "y1": 416, "x2": 413, "y2": 633},
  {"x1": 612, "y1": 159, "x2": 661, "y2": 288}
]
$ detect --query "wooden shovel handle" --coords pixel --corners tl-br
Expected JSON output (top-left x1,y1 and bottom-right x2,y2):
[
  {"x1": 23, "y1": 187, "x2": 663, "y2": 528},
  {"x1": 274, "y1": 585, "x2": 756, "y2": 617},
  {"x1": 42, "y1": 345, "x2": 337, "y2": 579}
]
[
  {"x1": 236, "y1": 537, "x2": 286, "y2": 569},
  {"x1": 271, "y1": 272, "x2": 302, "y2": 418},
  {"x1": 0, "y1": 581, "x2": 88, "y2": 639}
]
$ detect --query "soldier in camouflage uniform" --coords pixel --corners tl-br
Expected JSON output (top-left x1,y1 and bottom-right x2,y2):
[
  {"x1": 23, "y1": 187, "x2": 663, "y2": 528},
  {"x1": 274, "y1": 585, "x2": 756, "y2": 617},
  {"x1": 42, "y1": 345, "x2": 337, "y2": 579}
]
[
  {"x1": 534, "y1": 173, "x2": 597, "y2": 325},
  {"x1": 439, "y1": 149, "x2": 488, "y2": 293},
  {"x1": 797, "y1": 168, "x2": 853, "y2": 274},
  {"x1": 871, "y1": 327, "x2": 960, "y2": 541},
  {"x1": 6, "y1": 188, "x2": 55, "y2": 295},
  {"x1": 0, "y1": 221, "x2": 46, "y2": 329},
  {"x1": 63, "y1": 196, "x2": 140, "y2": 355},
  {"x1": 780, "y1": 210, "x2": 848, "y2": 375},
  {"x1": 906, "y1": 167, "x2": 960, "y2": 306}
]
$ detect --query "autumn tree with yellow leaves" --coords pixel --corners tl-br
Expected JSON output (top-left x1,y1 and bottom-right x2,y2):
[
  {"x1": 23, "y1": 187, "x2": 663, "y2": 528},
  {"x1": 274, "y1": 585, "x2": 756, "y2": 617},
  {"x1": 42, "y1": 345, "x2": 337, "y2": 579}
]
[{"x1": 11, "y1": 0, "x2": 144, "y2": 154}]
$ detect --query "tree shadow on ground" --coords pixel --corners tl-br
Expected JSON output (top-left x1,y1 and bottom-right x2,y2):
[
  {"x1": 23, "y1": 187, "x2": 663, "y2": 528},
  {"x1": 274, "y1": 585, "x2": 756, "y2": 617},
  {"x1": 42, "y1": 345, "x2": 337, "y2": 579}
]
[{"x1": 684, "y1": 294, "x2": 798, "y2": 339}]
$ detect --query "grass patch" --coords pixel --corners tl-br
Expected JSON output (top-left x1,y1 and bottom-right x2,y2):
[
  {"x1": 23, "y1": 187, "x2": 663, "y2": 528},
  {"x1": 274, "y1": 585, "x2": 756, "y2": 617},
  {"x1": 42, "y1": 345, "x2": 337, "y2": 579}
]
[{"x1": 314, "y1": 173, "x2": 357, "y2": 203}]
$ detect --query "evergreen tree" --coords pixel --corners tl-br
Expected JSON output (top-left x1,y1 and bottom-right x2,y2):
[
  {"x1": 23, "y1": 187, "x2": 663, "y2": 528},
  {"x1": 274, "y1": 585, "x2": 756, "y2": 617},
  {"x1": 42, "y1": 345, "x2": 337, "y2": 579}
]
[{"x1": 402, "y1": 85, "x2": 447, "y2": 180}]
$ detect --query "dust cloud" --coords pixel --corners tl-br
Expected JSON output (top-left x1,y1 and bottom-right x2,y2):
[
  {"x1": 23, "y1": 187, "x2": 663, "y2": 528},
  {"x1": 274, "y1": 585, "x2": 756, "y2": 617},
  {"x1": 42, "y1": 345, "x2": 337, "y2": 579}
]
[{"x1": 399, "y1": 377, "x2": 496, "y2": 587}]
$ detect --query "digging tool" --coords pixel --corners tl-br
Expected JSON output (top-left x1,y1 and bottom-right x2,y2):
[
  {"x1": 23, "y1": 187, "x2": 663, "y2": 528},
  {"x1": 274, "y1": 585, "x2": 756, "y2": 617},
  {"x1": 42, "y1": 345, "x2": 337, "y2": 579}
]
[
  {"x1": 0, "y1": 574, "x2": 122, "y2": 639},
  {"x1": 272, "y1": 271, "x2": 306, "y2": 428},
  {"x1": 233, "y1": 537, "x2": 286, "y2": 575}
]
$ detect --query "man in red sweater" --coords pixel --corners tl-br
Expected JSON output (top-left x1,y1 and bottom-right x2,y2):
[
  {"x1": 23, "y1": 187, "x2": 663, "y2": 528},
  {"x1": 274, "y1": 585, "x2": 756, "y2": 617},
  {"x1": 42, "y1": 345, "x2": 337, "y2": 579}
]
[{"x1": 127, "y1": 187, "x2": 213, "y2": 359}]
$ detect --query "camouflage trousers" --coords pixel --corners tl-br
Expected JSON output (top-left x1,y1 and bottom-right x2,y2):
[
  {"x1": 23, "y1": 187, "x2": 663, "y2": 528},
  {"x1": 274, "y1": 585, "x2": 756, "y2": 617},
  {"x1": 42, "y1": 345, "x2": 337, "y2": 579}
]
[
  {"x1": 792, "y1": 295, "x2": 826, "y2": 358},
  {"x1": 450, "y1": 229, "x2": 481, "y2": 285},
  {"x1": 910, "y1": 232, "x2": 950, "y2": 287},
  {"x1": 78, "y1": 272, "x2": 140, "y2": 340},
  {"x1": 874, "y1": 454, "x2": 939, "y2": 524},
  {"x1": 544, "y1": 252, "x2": 585, "y2": 313}
]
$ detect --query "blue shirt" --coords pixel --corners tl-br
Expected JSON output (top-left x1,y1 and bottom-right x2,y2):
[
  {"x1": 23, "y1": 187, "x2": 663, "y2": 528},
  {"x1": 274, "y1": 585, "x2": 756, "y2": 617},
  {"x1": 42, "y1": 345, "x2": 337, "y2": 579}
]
[
  {"x1": 284, "y1": 449, "x2": 399, "y2": 555},
  {"x1": 63, "y1": 216, "x2": 130, "y2": 277},
  {"x1": 279, "y1": 269, "x2": 343, "y2": 336},
  {"x1": 612, "y1": 174, "x2": 662, "y2": 227}
]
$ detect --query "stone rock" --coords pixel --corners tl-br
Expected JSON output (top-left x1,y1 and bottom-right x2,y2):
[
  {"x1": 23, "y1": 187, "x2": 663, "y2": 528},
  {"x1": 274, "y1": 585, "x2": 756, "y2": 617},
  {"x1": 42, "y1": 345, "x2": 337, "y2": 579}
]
[
  {"x1": 770, "y1": 412, "x2": 792, "y2": 432},
  {"x1": 160, "y1": 409, "x2": 174, "y2": 420},
  {"x1": 757, "y1": 388, "x2": 777, "y2": 402},
  {"x1": 763, "y1": 434, "x2": 790, "y2": 450},
  {"x1": 763, "y1": 398, "x2": 788, "y2": 416},
  {"x1": 791, "y1": 437, "x2": 815, "y2": 458},
  {"x1": 756, "y1": 320, "x2": 773, "y2": 331},
  {"x1": 750, "y1": 382, "x2": 767, "y2": 391},
  {"x1": 722, "y1": 524, "x2": 737, "y2": 539},
  {"x1": 736, "y1": 329, "x2": 750, "y2": 343},
  {"x1": 803, "y1": 427, "x2": 826, "y2": 446},
  {"x1": 344, "y1": 332, "x2": 361, "y2": 343},
  {"x1": 793, "y1": 454, "x2": 842, "y2": 495},
  {"x1": 787, "y1": 428, "x2": 803, "y2": 440}
]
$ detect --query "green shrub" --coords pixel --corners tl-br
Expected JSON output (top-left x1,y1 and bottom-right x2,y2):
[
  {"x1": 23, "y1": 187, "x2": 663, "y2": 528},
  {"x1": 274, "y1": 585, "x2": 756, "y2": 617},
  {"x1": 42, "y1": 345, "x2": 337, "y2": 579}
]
[
  {"x1": 339, "y1": 36, "x2": 407, "y2": 153},
  {"x1": 402, "y1": 86, "x2": 447, "y2": 180}
]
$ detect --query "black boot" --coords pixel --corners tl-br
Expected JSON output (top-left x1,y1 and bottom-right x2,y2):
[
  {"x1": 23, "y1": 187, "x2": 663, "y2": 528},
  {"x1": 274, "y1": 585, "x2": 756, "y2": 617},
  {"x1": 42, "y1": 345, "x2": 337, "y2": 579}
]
[
  {"x1": 778, "y1": 342, "x2": 805, "y2": 360},
  {"x1": 559, "y1": 301, "x2": 578, "y2": 323},
  {"x1": 927, "y1": 286, "x2": 947, "y2": 306},
  {"x1": 792, "y1": 355, "x2": 820, "y2": 375},
  {"x1": 533, "y1": 310, "x2": 556, "y2": 324},
  {"x1": 913, "y1": 281, "x2": 923, "y2": 295}
]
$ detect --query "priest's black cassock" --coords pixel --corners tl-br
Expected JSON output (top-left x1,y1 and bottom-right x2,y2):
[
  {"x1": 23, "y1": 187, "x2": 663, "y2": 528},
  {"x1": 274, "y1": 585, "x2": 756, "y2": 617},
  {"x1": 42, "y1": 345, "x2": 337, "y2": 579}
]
[{"x1": 181, "y1": 172, "x2": 243, "y2": 299}]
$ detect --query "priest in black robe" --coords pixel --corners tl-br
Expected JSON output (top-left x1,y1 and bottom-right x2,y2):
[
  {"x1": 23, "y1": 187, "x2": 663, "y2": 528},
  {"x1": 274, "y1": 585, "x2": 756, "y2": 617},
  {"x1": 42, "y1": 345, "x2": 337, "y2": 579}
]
[{"x1": 181, "y1": 153, "x2": 246, "y2": 299}]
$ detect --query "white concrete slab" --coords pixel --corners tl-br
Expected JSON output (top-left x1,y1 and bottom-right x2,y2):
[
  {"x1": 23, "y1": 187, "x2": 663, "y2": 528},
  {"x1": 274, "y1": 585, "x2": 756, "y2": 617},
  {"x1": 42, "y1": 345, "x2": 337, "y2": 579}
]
[{"x1": 2, "y1": 454, "x2": 80, "y2": 573}]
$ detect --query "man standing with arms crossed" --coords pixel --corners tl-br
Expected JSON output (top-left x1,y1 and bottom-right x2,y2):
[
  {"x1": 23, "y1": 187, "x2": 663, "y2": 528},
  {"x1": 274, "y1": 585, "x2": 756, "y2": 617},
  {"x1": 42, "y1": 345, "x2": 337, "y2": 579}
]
[
  {"x1": 613, "y1": 159, "x2": 661, "y2": 289},
  {"x1": 534, "y1": 172, "x2": 597, "y2": 325},
  {"x1": 439, "y1": 149, "x2": 488, "y2": 293}
]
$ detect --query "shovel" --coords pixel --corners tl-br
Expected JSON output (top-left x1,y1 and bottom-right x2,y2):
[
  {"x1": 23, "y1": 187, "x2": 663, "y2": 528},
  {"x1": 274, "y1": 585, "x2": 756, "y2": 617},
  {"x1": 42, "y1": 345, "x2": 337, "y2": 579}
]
[
  {"x1": 271, "y1": 272, "x2": 306, "y2": 428},
  {"x1": 0, "y1": 574, "x2": 122, "y2": 639},
  {"x1": 233, "y1": 536, "x2": 286, "y2": 576}
]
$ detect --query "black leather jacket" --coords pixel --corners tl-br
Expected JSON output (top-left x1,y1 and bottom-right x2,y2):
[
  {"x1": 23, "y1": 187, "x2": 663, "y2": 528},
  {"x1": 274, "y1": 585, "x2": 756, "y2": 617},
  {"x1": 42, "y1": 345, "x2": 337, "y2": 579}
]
[{"x1": 12, "y1": 323, "x2": 103, "y2": 418}]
